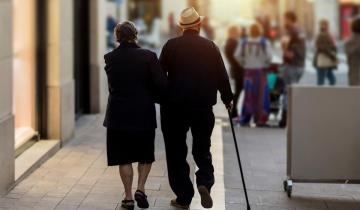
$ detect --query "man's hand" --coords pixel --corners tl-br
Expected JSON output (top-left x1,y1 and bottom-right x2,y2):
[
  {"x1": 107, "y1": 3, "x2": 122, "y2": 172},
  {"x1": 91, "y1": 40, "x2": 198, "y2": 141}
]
[{"x1": 226, "y1": 102, "x2": 233, "y2": 111}]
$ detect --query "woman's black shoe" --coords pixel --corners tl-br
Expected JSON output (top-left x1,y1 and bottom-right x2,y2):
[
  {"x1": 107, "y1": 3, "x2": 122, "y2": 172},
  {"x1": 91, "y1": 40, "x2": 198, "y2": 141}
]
[
  {"x1": 121, "y1": 200, "x2": 135, "y2": 210},
  {"x1": 135, "y1": 190, "x2": 149, "y2": 209}
]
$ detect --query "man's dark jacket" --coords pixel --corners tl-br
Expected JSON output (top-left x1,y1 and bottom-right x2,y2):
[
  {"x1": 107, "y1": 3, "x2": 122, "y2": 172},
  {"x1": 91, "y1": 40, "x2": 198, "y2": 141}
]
[
  {"x1": 103, "y1": 42, "x2": 167, "y2": 130},
  {"x1": 160, "y1": 30, "x2": 233, "y2": 108}
]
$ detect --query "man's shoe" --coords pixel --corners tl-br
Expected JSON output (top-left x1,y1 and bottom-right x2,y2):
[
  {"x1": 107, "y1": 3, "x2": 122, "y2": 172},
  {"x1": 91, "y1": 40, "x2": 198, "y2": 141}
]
[
  {"x1": 170, "y1": 199, "x2": 189, "y2": 209},
  {"x1": 197, "y1": 185, "x2": 213, "y2": 209}
]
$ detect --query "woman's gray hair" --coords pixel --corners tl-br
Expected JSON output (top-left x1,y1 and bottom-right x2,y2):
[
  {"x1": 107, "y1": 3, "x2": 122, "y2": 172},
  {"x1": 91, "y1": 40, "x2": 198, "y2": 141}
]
[{"x1": 114, "y1": 21, "x2": 138, "y2": 43}]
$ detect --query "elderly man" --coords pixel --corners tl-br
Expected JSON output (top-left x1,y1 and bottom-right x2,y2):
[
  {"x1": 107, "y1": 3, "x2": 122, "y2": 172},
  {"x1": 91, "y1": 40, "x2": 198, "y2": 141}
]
[{"x1": 160, "y1": 7, "x2": 233, "y2": 209}]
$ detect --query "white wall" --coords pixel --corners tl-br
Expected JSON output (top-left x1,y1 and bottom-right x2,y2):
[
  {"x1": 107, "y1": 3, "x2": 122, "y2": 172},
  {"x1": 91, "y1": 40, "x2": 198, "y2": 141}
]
[
  {"x1": 0, "y1": 0, "x2": 15, "y2": 195},
  {"x1": 90, "y1": 0, "x2": 108, "y2": 113}
]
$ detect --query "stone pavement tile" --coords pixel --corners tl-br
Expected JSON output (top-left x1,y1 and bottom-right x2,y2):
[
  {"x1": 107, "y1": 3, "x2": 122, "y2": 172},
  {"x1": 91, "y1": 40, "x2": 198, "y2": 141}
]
[
  {"x1": 226, "y1": 203, "x2": 294, "y2": 210},
  {"x1": 0, "y1": 198, "x2": 16, "y2": 208},
  {"x1": 256, "y1": 190, "x2": 328, "y2": 209},
  {"x1": 4, "y1": 193, "x2": 23, "y2": 199},
  {"x1": 18, "y1": 192, "x2": 45, "y2": 203},
  {"x1": 54, "y1": 203, "x2": 78, "y2": 210},
  {"x1": 224, "y1": 188, "x2": 260, "y2": 205},
  {"x1": 60, "y1": 187, "x2": 90, "y2": 205},
  {"x1": 326, "y1": 200, "x2": 360, "y2": 210},
  {"x1": 77, "y1": 202, "x2": 117, "y2": 210},
  {"x1": 81, "y1": 193, "x2": 120, "y2": 205},
  {"x1": 30, "y1": 196, "x2": 63, "y2": 209}
]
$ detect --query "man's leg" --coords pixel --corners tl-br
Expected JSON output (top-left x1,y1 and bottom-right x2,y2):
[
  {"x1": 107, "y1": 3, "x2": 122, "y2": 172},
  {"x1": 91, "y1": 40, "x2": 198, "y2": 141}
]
[
  {"x1": 190, "y1": 109, "x2": 215, "y2": 208},
  {"x1": 161, "y1": 107, "x2": 194, "y2": 205},
  {"x1": 190, "y1": 109, "x2": 215, "y2": 191}
]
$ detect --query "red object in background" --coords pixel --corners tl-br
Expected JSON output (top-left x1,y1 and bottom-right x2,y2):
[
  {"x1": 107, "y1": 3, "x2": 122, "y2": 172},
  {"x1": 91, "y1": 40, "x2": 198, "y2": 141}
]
[
  {"x1": 340, "y1": 4, "x2": 360, "y2": 39},
  {"x1": 341, "y1": 5, "x2": 354, "y2": 39}
]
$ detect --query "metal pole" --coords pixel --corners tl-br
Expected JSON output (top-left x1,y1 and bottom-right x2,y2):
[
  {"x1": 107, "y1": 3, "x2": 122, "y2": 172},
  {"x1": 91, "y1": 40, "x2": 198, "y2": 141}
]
[{"x1": 227, "y1": 109, "x2": 251, "y2": 210}]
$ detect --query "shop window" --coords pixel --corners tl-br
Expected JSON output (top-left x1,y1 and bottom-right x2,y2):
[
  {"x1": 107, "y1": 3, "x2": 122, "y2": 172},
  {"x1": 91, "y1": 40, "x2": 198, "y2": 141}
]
[{"x1": 13, "y1": 0, "x2": 38, "y2": 149}]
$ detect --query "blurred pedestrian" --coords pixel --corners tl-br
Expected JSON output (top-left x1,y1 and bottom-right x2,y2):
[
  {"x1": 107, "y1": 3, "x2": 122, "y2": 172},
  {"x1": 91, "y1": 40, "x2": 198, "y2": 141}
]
[
  {"x1": 314, "y1": 19, "x2": 338, "y2": 86},
  {"x1": 345, "y1": 16, "x2": 360, "y2": 86},
  {"x1": 279, "y1": 11, "x2": 306, "y2": 128},
  {"x1": 168, "y1": 12, "x2": 181, "y2": 38},
  {"x1": 202, "y1": 17, "x2": 215, "y2": 40},
  {"x1": 160, "y1": 7, "x2": 233, "y2": 209},
  {"x1": 234, "y1": 23, "x2": 272, "y2": 127},
  {"x1": 107, "y1": 15, "x2": 118, "y2": 49},
  {"x1": 103, "y1": 21, "x2": 167, "y2": 210},
  {"x1": 225, "y1": 25, "x2": 244, "y2": 119}
]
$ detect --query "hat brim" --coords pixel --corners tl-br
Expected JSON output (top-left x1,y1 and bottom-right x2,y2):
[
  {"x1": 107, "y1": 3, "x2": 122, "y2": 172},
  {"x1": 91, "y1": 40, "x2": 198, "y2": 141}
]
[{"x1": 179, "y1": 16, "x2": 204, "y2": 29}]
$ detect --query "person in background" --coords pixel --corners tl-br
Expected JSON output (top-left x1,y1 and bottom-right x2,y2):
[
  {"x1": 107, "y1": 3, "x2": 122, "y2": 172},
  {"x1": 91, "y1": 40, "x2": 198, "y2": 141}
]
[
  {"x1": 160, "y1": 7, "x2": 233, "y2": 209},
  {"x1": 202, "y1": 17, "x2": 215, "y2": 40},
  {"x1": 234, "y1": 23, "x2": 272, "y2": 127},
  {"x1": 279, "y1": 11, "x2": 306, "y2": 128},
  {"x1": 168, "y1": 12, "x2": 181, "y2": 38},
  {"x1": 103, "y1": 21, "x2": 167, "y2": 210},
  {"x1": 314, "y1": 19, "x2": 338, "y2": 86},
  {"x1": 106, "y1": 15, "x2": 118, "y2": 49},
  {"x1": 345, "y1": 16, "x2": 360, "y2": 86},
  {"x1": 225, "y1": 25, "x2": 244, "y2": 119}
]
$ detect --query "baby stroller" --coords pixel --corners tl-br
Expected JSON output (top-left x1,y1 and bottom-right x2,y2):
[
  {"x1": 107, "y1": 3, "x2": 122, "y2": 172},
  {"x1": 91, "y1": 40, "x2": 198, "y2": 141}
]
[{"x1": 267, "y1": 63, "x2": 285, "y2": 121}]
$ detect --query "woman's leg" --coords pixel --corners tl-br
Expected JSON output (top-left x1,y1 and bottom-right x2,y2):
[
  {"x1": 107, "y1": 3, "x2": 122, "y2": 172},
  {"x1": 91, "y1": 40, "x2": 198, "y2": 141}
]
[
  {"x1": 240, "y1": 71, "x2": 254, "y2": 125},
  {"x1": 317, "y1": 69, "x2": 325, "y2": 86},
  {"x1": 137, "y1": 163, "x2": 152, "y2": 192},
  {"x1": 254, "y1": 70, "x2": 270, "y2": 125},
  {"x1": 327, "y1": 69, "x2": 336, "y2": 86},
  {"x1": 119, "y1": 164, "x2": 134, "y2": 200}
]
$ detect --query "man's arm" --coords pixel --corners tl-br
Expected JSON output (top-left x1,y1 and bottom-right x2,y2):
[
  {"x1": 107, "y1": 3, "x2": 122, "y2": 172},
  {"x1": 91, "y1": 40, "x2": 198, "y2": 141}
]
[
  {"x1": 214, "y1": 44, "x2": 233, "y2": 106},
  {"x1": 159, "y1": 41, "x2": 170, "y2": 76}
]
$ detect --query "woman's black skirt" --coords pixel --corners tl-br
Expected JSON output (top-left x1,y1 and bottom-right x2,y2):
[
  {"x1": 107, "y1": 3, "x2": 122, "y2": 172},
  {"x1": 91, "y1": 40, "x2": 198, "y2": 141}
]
[{"x1": 106, "y1": 129, "x2": 155, "y2": 166}]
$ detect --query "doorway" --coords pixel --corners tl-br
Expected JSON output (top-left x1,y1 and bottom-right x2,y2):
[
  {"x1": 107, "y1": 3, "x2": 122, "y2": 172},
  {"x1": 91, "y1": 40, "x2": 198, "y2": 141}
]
[{"x1": 74, "y1": 0, "x2": 91, "y2": 117}]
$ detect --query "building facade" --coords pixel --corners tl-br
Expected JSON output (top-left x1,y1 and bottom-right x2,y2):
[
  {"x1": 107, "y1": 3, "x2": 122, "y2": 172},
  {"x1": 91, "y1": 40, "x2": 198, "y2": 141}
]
[{"x1": 0, "y1": 0, "x2": 107, "y2": 194}]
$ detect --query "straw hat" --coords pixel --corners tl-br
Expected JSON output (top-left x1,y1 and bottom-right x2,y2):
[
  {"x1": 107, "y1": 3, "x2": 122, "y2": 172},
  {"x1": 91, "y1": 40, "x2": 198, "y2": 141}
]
[{"x1": 179, "y1": 7, "x2": 204, "y2": 29}]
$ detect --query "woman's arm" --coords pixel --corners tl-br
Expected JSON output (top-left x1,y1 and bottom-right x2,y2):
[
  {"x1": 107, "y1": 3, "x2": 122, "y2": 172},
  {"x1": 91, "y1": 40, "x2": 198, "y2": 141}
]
[{"x1": 149, "y1": 52, "x2": 167, "y2": 103}]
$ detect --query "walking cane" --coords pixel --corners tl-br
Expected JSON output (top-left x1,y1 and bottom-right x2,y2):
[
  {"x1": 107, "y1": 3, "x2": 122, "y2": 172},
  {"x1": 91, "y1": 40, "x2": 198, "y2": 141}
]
[{"x1": 227, "y1": 109, "x2": 251, "y2": 210}]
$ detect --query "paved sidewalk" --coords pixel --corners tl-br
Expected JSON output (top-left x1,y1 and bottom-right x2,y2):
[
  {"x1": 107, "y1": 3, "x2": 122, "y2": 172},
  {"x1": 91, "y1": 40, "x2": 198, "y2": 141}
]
[
  {"x1": 220, "y1": 125, "x2": 360, "y2": 210},
  {"x1": 0, "y1": 114, "x2": 175, "y2": 210},
  {"x1": 2, "y1": 106, "x2": 360, "y2": 210},
  {"x1": 0, "y1": 113, "x2": 224, "y2": 210}
]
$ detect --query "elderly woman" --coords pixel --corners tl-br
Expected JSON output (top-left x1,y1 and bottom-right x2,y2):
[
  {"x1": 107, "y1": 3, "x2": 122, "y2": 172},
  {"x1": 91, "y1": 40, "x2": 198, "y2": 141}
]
[
  {"x1": 234, "y1": 23, "x2": 272, "y2": 127},
  {"x1": 345, "y1": 17, "x2": 360, "y2": 86},
  {"x1": 103, "y1": 21, "x2": 166, "y2": 210}
]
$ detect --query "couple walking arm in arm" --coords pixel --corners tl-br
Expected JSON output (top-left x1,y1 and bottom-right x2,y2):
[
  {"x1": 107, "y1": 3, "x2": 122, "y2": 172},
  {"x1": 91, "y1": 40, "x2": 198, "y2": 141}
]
[{"x1": 103, "y1": 7, "x2": 233, "y2": 210}]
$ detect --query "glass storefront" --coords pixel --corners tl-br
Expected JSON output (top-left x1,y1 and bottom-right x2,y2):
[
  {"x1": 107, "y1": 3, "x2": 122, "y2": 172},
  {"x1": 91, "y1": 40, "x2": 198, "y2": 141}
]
[{"x1": 13, "y1": 0, "x2": 38, "y2": 149}]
